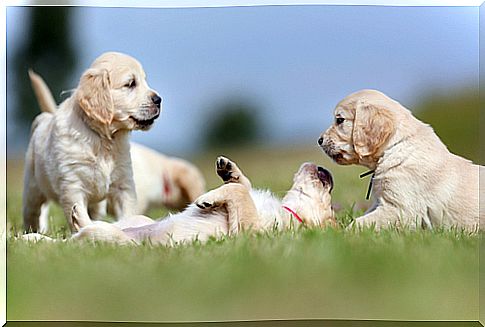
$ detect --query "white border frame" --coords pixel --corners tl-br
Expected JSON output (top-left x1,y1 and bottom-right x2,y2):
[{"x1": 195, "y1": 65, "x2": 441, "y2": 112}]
[{"x1": 1, "y1": 1, "x2": 482, "y2": 326}]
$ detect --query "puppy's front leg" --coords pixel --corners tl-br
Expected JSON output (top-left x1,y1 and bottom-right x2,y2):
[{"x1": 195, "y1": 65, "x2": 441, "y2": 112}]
[
  {"x1": 216, "y1": 156, "x2": 252, "y2": 189},
  {"x1": 351, "y1": 205, "x2": 402, "y2": 230},
  {"x1": 195, "y1": 183, "x2": 260, "y2": 235},
  {"x1": 108, "y1": 182, "x2": 137, "y2": 219}
]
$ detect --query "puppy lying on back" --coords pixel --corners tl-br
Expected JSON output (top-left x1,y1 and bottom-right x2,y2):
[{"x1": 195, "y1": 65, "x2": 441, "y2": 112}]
[
  {"x1": 130, "y1": 143, "x2": 206, "y2": 213},
  {"x1": 25, "y1": 52, "x2": 161, "y2": 232},
  {"x1": 28, "y1": 157, "x2": 334, "y2": 245},
  {"x1": 319, "y1": 89, "x2": 480, "y2": 231}
]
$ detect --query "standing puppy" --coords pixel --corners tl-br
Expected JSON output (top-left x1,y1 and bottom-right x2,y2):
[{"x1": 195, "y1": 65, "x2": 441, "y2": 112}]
[
  {"x1": 24, "y1": 52, "x2": 161, "y2": 231},
  {"x1": 318, "y1": 89, "x2": 480, "y2": 231},
  {"x1": 28, "y1": 68, "x2": 202, "y2": 221}
]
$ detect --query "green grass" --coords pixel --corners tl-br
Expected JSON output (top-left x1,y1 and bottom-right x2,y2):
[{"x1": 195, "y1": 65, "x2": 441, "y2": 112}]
[{"x1": 6, "y1": 145, "x2": 479, "y2": 321}]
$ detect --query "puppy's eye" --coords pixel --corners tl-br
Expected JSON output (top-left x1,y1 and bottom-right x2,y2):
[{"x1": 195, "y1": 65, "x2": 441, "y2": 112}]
[
  {"x1": 124, "y1": 80, "x2": 136, "y2": 89},
  {"x1": 336, "y1": 117, "x2": 345, "y2": 125}
]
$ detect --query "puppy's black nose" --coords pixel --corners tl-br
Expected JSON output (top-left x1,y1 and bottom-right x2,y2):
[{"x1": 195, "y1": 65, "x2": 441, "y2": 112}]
[
  {"x1": 152, "y1": 95, "x2": 162, "y2": 108},
  {"x1": 318, "y1": 137, "x2": 324, "y2": 146}
]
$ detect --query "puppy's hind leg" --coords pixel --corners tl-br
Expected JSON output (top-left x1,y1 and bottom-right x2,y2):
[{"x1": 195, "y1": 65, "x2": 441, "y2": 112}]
[
  {"x1": 195, "y1": 183, "x2": 260, "y2": 235},
  {"x1": 71, "y1": 218, "x2": 134, "y2": 245},
  {"x1": 216, "y1": 156, "x2": 252, "y2": 189},
  {"x1": 39, "y1": 202, "x2": 50, "y2": 233},
  {"x1": 22, "y1": 168, "x2": 46, "y2": 233}
]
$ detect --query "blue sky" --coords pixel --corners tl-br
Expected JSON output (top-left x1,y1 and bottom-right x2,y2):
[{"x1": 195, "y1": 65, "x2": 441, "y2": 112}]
[{"x1": 6, "y1": 5, "x2": 478, "y2": 155}]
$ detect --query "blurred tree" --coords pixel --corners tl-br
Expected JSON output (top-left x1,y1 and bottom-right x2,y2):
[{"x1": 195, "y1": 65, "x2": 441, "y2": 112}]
[
  {"x1": 414, "y1": 88, "x2": 480, "y2": 164},
  {"x1": 12, "y1": 7, "x2": 77, "y2": 129},
  {"x1": 203, "y1": 99, "x2": 264, "y2": 149}
]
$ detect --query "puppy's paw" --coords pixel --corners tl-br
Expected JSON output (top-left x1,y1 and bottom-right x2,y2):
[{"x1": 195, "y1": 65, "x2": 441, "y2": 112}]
[
  {"x1": 345, "y1": 219, "x2": 356, "y2": 231},
  {"x1": 216, "y1": 156, "x2": 241, "y2": 183},
  {"x1": 20, "y1": 233, "x2": 55, "y2": 243},
  {"x1": 195, "y1": 192, "x2": 220, "y2": 210},
  {"x1": 71, "y1": 203, "x2": 82, "y2": 232},
  {"x1": 196, "y1": 201, "x2": 214, "y2": 209},
  {"x1": 347, "y1": 217, "x2": 380, "y2": 231}
]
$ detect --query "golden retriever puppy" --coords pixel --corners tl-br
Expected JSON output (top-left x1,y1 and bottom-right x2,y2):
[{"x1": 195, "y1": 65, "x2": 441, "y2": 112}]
[
  {"x1": 29, "y1": 70, "x2": 202, "y2": 226},
  {"x1": 24, "y1": 52, "x2": 161, "y2": 232},
  {"x1": 318, "y1": 89, "x2": 480, "y2": 231},
  {"x1": 129, "y1": 142, "x2": 206, "y2": 213},
  {"x1": 65, "y1": 156, "x2": 335, "y2": 245}
]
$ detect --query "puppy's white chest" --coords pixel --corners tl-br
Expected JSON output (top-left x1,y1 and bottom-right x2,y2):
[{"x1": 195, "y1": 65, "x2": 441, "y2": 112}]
[{"x1": 89, "y1": 157, "x2": 115, "y2": 199}]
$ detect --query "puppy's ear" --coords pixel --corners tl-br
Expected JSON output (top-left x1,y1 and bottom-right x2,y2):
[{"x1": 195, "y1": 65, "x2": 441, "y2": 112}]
[
  {"x1": 76, "y1": 68, "x2": 114, "y2": 125},
  {"x1": 352, "y1": 101, "x2": 395, "y2": 158}
]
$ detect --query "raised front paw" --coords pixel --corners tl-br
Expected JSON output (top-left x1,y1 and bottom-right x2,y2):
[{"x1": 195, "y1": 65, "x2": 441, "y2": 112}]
[
  {"x1": 195, "y1": 191, "x2": 220, "y2": 210},
  {"x1": 195, "y1": 200, "x2": 215, "y2": 209},
  {"x1": 216, "y1": 156, "x2": 240, "y2": 183}
]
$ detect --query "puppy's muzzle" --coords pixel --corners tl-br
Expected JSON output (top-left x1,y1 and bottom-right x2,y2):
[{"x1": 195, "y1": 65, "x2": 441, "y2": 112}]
[
  {"x1": 299, "y1": 163, "x2": 334, "y2": 191},
  {"x1": 317, "y1": 135, "x2": 331, "y2": 154},
  {"x1": 130, "y1": 93, "x2": 162, "y2": 129},
  {"x1": 317, "y1": 166, "x2": 333, "y2": 191},
  {"x1": 318, "y1": 136, "x2": 343, "y2": 162},
  {"x1": 152, "y1": 94, "x2": 162, "y2": 109}
]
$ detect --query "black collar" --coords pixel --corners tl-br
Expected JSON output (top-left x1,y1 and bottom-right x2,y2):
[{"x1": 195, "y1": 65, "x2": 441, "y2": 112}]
[{"x1": 360, "y1": 170, "x2": 375, "y2": 200}]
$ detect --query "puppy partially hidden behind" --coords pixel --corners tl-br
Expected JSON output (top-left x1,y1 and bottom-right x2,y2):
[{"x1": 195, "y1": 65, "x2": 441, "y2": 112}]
[
  {"x1": 319, "y1": 89, "x2": 481, "y2": 231},
  {"x1": 26, "y1": 157, "x2": 335, "y2": 245},
  {"x1": 24, "y1": 52, "x2": 161, "y2": 232},
  {"x1": 130, "y1": 142, "x2": 206, "y2": 213}
]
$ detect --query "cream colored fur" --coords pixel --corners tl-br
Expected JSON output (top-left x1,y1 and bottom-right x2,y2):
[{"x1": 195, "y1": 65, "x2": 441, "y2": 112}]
[
  {"x1": 319, "y1": 89, "x2": 480, "y2": 231},
  {"x1": 24, "y1": 52, "x2": 161, "y2": 232},
  {"x1": 24, "y1": 157, "x2": 335, "y2": 245},
  {"x1": 129, "y1": 142, "x2": 206, "y2": 213},
  {"x1": 29, "y1": 68, "x2": 202, "y2": 224}
]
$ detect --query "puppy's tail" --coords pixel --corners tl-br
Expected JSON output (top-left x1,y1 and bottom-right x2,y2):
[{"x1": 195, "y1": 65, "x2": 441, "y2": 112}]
[{"x1": 28, "y1": 69, "x2": 57, "y2": 114}]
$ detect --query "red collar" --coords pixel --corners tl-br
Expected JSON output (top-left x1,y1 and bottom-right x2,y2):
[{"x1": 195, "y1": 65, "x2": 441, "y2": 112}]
[
  {"x1": 162, "y1": 173, "x2": 171, "y2": 196},
  {"x1": 282, "y1": 205, "x2": 304, "y2": 224}
]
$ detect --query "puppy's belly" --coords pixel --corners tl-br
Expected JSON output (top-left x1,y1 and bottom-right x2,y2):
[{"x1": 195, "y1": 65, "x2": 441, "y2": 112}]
[
  {"x1": 123, "y1": 209, "x2": 229, "y2": 245},
  {"x1": 250, "y1": 189, "x2": 284, "y2": 230}
]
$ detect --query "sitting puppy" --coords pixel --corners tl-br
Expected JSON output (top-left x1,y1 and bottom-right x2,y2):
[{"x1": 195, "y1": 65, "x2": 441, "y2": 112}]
[
  {"x1": 318, "y1": 89, "x2": 480, "y2": 231},
  {"x1": 67, "y1": 157, "x2": 335, "y2": 245},
  {"x1": 24, "y1": 52, "x2": 161, "y2": 232},
  {"x1": 130, "y1": 142, "x2": 206, "y2": 213}
]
